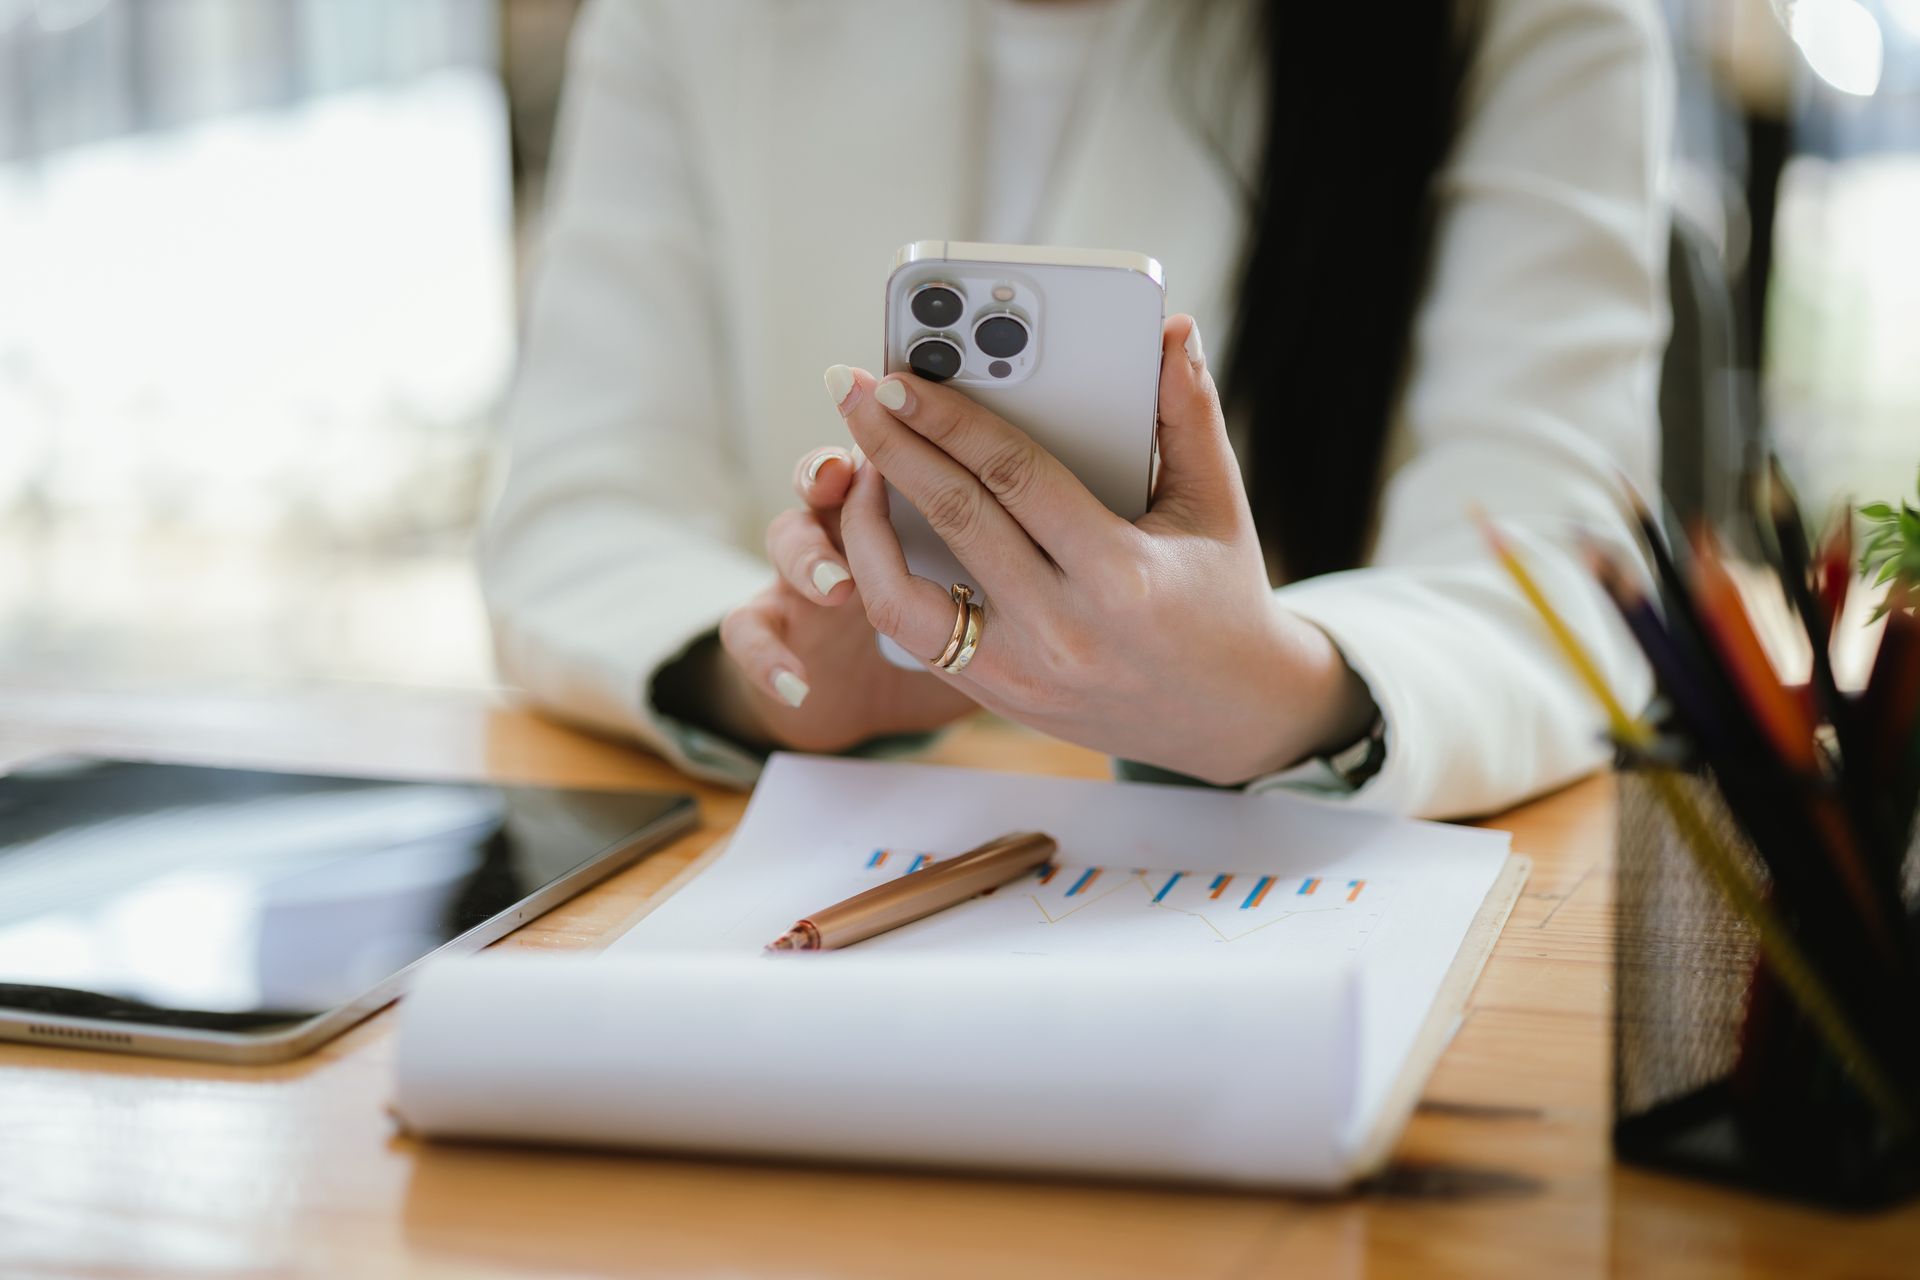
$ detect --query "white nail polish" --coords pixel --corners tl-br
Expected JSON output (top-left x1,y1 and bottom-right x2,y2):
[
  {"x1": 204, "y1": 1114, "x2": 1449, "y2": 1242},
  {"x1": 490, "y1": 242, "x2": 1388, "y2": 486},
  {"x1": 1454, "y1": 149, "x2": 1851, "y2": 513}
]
[
  {"x1": 811, "y1": 561, "x2": 851, "y2": 596},
  {"x1": 823, "y1": 364, "x2": 855, "y2": 410},
  {"x1": 805, "y1": 449, "x2": 851, "y2": 483},
  {"x1": 1184, "y1": 321, "x2": 1204, "y2": 367},
  {"x1": 850, "y1": 445, "x2": 866, "y2": 470},
  {"x1": 874, "y1": 379, "x2": 908, "y2": 412},
  {"x1": 772, "y1": 669, "x2": 810, "y2": 707}
]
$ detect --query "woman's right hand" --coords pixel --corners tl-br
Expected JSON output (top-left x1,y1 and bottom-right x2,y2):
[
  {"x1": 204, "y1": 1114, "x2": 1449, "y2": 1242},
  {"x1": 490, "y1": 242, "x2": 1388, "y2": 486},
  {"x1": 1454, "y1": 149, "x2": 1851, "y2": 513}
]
[{"x1": 714, "y1": 429, "x2": 977, "y2": 753}]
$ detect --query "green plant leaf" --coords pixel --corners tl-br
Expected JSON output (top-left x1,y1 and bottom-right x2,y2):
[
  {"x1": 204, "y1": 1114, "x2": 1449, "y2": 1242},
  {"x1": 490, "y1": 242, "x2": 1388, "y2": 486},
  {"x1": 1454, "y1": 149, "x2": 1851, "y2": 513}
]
[{"x1": 1858, "y1": 473, "x2": 1920, "y2": 621}]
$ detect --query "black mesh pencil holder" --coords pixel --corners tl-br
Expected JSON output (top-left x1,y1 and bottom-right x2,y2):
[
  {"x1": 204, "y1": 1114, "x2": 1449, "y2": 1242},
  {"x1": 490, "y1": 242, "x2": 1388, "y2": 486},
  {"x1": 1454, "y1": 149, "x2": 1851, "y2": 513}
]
[{"x1": 1613, "y1": 763, "x2": 1920, "y2": 1210}]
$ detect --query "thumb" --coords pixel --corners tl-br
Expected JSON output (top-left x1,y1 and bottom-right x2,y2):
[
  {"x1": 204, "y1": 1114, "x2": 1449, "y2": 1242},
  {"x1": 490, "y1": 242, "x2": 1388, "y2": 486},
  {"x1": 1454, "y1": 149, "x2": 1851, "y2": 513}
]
[{"x1": 1148, "y1": 315, "x2": 1249, "y2": 531}]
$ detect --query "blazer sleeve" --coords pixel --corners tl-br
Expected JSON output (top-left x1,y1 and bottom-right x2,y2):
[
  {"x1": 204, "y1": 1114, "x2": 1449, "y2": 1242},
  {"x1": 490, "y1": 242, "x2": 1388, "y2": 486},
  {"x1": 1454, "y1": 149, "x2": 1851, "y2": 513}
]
[
  {"x1": 1263, "y1": 0, "x2": 1673, "y2": 818},
  {"x1": 478, "y1": 0, "x2": 770, "y2": 785}
]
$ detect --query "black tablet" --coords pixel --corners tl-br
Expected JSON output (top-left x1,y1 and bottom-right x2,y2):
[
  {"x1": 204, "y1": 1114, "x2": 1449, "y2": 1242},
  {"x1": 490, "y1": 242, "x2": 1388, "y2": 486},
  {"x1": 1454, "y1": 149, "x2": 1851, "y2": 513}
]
[{"x1": 0, "y1": 756, "x2": 696, "y2": 1062}]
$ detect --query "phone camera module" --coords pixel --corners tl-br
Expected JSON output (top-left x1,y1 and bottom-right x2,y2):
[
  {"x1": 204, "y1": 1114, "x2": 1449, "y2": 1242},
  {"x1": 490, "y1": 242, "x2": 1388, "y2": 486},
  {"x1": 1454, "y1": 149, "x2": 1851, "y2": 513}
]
[
  {"x1": 973, "y1": 314, "x2": 1029, "y2": 360},
  {"x1": 910, "y1": 284, "x2": 964, "y2": 329},
  {"x1": 907, "y1": 336, "x2": 964, "y2": 382}
]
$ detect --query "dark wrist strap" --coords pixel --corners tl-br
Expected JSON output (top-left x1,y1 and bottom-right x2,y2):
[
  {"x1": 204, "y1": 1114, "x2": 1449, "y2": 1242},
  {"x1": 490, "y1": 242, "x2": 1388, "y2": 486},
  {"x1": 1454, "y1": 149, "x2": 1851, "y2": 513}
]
[{"x1": 1324, "y1": 714, "x2": 1388, "y2": 789}]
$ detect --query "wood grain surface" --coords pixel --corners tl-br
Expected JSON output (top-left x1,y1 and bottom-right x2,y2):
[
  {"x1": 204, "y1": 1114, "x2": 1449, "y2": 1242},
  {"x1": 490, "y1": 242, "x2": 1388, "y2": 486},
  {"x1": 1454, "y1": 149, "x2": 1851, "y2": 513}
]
[{"x1": 1, "y1": 683, "x2": 1914, "y2": 1279}]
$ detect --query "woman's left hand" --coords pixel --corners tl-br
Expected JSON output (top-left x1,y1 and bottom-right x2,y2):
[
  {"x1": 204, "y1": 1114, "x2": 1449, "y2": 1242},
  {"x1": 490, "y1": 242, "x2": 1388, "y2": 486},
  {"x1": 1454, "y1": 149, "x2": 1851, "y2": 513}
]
[{"x1": 828, "y1": 316, "x2": 1377, "y2": 786}]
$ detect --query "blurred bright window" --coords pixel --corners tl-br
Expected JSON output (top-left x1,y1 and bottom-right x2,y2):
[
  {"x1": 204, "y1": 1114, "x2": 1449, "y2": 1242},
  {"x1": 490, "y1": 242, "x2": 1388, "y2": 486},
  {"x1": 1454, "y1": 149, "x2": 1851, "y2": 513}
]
[
  {"x1": 0, "y1": 0, "x2": 511, "y2": 688},
  {"x1": 1765, "y1": 0, "x2": 1920, "y2": 511}
]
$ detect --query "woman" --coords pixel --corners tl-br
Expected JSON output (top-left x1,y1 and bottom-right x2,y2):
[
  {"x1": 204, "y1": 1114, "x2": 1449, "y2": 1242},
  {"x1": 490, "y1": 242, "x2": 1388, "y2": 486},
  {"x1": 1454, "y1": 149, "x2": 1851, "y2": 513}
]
[{"x1": 481, "y1": 0, "x2": 1670, "y2": 819}]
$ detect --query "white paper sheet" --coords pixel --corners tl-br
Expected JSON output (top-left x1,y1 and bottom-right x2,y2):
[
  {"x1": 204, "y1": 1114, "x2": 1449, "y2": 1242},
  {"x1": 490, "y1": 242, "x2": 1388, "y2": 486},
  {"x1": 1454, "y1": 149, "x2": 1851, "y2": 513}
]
[
  {"x1": 395, "y1": 951, "x2": 1358, "y2": 1187},
  {"x1": 394, "y1": 755, "x2": 1513, "y2": 1187}
]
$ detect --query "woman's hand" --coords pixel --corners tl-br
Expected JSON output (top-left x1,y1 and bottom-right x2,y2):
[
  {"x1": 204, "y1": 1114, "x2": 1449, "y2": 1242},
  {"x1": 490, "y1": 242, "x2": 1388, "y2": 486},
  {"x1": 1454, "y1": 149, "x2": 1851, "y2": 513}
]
[
  {"x1": 826, "y1": 316, "x2": 1378, "y2": 785},
  {"x1": 711, "y1": 443, "x2": 976, "y2": 753}
]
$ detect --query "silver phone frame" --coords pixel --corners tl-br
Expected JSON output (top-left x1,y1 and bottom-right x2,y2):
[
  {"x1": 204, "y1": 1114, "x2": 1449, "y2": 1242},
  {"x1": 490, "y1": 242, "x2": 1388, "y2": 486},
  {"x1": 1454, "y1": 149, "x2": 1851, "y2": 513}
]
[
  {"x1": 891, "y1": 240, "x2": 1164, "y2": 286},
  {"x1": 0, "y1": 786, "x2": 698, "y2": 1065}
]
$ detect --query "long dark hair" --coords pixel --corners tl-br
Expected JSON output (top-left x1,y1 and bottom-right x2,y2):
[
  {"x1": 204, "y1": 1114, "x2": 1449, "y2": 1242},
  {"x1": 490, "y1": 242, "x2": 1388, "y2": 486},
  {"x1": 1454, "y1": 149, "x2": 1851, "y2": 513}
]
[{"x1": 1189, "y1": 3, "x2": 1482, "y2": 581}]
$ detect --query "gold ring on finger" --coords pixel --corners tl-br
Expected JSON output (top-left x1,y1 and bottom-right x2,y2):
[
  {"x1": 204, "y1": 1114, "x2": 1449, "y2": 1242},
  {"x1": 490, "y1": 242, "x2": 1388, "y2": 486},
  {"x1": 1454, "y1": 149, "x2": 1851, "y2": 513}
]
[
  {"x1": 931, "y1": 583, "x2": 973, "y2": 668},
  {"x1": 941, "y1": 600, "x2": 985, "y2": 675}
]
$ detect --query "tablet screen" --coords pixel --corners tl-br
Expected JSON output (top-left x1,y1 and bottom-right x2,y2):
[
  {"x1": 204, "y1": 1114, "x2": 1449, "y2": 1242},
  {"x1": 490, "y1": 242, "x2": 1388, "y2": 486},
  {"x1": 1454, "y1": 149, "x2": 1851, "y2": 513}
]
[{"x1": 0, "y1": 758, "x2": 692, "y2": 1032}]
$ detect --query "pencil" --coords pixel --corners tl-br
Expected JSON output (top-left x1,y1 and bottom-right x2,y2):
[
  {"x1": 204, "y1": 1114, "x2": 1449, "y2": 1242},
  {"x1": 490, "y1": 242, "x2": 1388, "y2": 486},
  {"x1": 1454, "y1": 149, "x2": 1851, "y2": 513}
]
[
  {"x1": 1474, "y1": 510, "x2": 1911, "y2": 1129},
  {"x1": 1689, "y1": 530, "x2": 1901, "y2": 961},
  {"x1": 1865, "y1": 585, "x2": 1920, "y2": 847},
  {"x1": 1760, "y1": 462, "x2": 1906, "y2": 914},
  {"x1": 1688, "y1": 527, "x2": 1818, "y2": 772},
  {"x1": 1816, "y1": 514, "x2": 1853, "y2": 652},
  {"x1": 1472, "y1": 511, "x2": 1647, "y2": 743},
  {"x1": 1618, "y1": 479, "x2": 1696, "y2": 635},
  {"x1": 1587, "y1": 544, "x2": 1728, "y2": 755},
  {"x1": 1617, "y1": 481, "x2": 1771, "y2": 768},
  {"x1": 1762, "y1": 459, "x2": 1846, "y2": 754}
]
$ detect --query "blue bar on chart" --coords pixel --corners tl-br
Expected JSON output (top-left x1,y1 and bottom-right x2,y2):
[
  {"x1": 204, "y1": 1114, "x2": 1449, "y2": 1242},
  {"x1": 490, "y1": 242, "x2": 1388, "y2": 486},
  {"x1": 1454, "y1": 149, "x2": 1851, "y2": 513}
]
[
  {"x1": 866, "y1": 849, "x2": 890, "y2": 869},
  {"x1": 1065, "y1": 868, "x2": 1102, "y2": 897},
  {"x1": 1298, "y1": 877, "x2": 1320, "y2": 896},
  {"x1": 907, "y1": 853, "x2": 931, "y2": 872},
  {"x1": 1152, "y1": 873, "x2": 1183, "y2": 903},
  {"x1": 1241, "y1": 875, "x2": 1276, "y2": 910}
]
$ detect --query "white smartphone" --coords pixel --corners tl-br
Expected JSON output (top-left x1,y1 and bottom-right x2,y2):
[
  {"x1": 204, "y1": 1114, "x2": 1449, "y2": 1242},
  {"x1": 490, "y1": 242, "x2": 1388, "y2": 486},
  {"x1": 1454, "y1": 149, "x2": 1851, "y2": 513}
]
[{"x1": 878, "y1": 240, "x2": 1166, "y2": 669}]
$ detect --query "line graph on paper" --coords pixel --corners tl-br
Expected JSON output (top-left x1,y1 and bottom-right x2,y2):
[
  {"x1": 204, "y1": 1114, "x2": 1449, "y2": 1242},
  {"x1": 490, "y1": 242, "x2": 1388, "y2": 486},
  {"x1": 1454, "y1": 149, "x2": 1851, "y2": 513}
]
[{"x1": 853, "y1": 849, "x2": 1394, "y2": 956}]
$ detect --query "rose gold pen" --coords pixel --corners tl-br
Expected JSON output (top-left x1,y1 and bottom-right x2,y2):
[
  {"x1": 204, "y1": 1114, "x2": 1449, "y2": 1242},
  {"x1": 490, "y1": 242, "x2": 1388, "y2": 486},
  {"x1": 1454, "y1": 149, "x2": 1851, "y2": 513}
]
[{"x1": 765, "y1": 831, "x2": 1057, "y2": 951}]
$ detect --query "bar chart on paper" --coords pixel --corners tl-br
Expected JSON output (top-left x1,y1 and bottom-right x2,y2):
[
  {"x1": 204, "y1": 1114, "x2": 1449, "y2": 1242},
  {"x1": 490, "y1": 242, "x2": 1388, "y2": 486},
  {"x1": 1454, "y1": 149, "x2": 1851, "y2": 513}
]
[
  {"x1": 849, "y1": 849, "x2": 1391, "y2": 957},
  {"x1": 608, "y1": 757, "x2": 1512, "y2": 974}
]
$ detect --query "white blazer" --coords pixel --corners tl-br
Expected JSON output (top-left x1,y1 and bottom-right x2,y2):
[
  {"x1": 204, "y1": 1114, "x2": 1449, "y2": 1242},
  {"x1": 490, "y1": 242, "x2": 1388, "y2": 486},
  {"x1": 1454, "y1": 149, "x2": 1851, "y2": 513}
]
[{"x1": 480, "y1": 0, "x2": 1672, "y2": 819}]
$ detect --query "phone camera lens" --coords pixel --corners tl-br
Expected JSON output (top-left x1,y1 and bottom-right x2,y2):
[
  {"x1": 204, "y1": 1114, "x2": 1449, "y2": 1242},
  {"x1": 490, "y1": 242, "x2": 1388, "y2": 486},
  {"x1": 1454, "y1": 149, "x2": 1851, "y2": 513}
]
[
  {"x1": 907, "y1": 336, "x2": 964, "y2": 382},
  {"x1": 910, "y1": 284, "x2": 964, "y2": 329},
  {"x1": 973, "y1": 314, "x2": 1028, "y2": 359},
  {"x1": 988, "y1": 360, "x2": 1012, "y2": 379}
]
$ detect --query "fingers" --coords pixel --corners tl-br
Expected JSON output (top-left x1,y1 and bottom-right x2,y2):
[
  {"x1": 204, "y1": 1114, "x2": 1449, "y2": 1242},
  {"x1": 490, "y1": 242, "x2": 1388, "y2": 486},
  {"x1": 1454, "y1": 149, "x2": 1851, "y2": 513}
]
[
  {"x1": 864, "y1": 372, "x2": 1124, "y2": 568},
  {"x1": 839, "y1": 462, "x2": 983, "y2": 666},
  {"x1": 1147, "y1": 315, "x2": 1249, "y2": 533},
  {"x1": 826, "y1": 363, "x2": 1053, "y2": 597},
  {"x1": 718, "y1": 589, "x2": 812, "y2": 708},
  {"x1": 766, "y1": 507, "x2": 854, "y2": 605},
  {"x1": 792, "y1": 445, "x2": 859, "y2": 515}
]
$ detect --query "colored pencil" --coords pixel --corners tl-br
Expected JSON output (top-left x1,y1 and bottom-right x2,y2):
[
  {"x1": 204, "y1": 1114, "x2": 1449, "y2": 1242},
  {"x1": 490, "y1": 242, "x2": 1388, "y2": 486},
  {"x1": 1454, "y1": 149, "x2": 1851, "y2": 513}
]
[
  {"x1": 1865, "y1": 586, "x2": 1920, "y2": 849},
  {"x1": 1817, "y1": 516, "x2": 1853, "y2": 652},
  {"x1": 1588, "y1": 544, "x2": 1727, "y2": 755},
  {"x1": 1690, "y1": 528, "x2": 1902, "y2": 962},
  {"x1": 1762, "y1": 460, "x2": 1846, "y2": 757},
  {"x1": 1688, "y1": 527, "x2": 1819, "y2": 772}
]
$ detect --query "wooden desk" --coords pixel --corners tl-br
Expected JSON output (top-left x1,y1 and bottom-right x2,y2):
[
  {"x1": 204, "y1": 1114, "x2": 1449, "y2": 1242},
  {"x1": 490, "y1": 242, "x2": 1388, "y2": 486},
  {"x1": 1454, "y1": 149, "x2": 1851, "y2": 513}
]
[{"x1": 1, "y1": 685, "x2": 1914, "y2": 1279}]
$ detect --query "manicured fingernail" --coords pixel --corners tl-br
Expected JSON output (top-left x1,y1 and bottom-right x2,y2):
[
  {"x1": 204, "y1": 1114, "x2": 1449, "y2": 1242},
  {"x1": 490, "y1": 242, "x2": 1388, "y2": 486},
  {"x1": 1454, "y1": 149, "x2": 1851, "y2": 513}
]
[
  {"x1": 823, "y1": 364, "x2": 856, "y2": 412},
  {"x1": 811, "y1": 561, "x2": 851, "y2": 597},
  {"x1": 1184, "y1": 321, "x2": 1204, "y2": 367},
  {"x1": 805, "y1": 448, "x2": 852, "y2": 484},
  {"x1": 874, "y1": 378, "x2": 909, "y2": 412},
  {"x1": 851, "y1": 445, "x2": 866, "y2": 469},
  {"x1": 772, "y1": 669, "x2": 810, "y2": 707}
]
